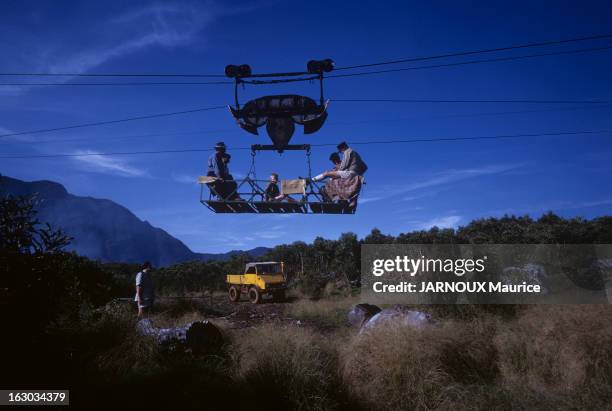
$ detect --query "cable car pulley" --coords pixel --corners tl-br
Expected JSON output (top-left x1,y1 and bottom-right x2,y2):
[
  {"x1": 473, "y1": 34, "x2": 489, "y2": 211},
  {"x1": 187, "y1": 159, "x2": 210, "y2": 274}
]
[{"x1": 225, "y1": 59, "x2": 334, "y2": 153}]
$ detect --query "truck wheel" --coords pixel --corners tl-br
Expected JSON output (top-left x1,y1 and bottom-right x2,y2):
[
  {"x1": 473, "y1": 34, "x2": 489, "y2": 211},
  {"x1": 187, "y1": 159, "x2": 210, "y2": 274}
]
[
  {"x1": 248, "y1": 287, "x2": 261, "y2": 304},
  {"x1": 229, "y1": 286, "x2": 240, "y2": 302}
]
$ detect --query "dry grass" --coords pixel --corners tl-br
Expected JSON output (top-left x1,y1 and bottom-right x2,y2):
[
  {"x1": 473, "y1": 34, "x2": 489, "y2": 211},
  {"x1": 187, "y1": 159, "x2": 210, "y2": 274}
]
[
  {"x1": 494, "y1": 305, "x2": 612, "y2": 408},
  {"x1": 47, "y1": 301, "x2": 236, "y2": 408},
  {"x1": 230, "y1": 324, "x2": 350, "y2": 410},
  {"x1": 338, "y1": 304, "x2": 612, "y2": 410},
  {"x1": 288, "y1": 296, "x2": 358, "y2": 330},
  {"x1": 48, "y1": 297, "x2": 612, "y2": 410},
  {"x1": 340, "y1": 316, "x2": 500, "y2": 410}
]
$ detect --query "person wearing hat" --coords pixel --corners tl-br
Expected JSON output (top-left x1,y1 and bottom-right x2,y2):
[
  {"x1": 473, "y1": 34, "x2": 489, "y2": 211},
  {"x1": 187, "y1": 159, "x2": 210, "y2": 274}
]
[
  {"x1": 206, "y1": 142, "x2": 234, "y2": 199},
  {"x1": 219, "y1": 152, "x2": 242, "y2": 200},
  {"x1": 207, "y1": 142, "x2": 230, "y2": 180},
  {"x1": 134, "y1": 261, "x2": 155, "y2": 317},
  {"x1": 311, "y1": 142, "x2": 367, "y2": 182}
]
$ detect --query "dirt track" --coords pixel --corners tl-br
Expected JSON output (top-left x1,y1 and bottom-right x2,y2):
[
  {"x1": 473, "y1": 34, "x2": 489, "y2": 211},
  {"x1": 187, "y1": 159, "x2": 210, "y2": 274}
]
[{"x1": 210, "y1": 294, "x2": 301, "y2": 329}]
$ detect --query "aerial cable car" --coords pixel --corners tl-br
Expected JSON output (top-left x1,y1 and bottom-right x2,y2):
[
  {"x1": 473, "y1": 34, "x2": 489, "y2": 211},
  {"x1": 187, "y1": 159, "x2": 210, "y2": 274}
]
[{"x1": 198, "y1": 59, "x2": 364, "y2": 214}]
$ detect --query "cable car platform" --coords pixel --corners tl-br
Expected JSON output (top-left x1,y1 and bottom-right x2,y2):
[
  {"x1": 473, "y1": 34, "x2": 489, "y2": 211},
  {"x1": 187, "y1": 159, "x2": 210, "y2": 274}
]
[
  {"x1": 201, "y1": 199, "x2": 357, "y2": 214},
  {"x1": 198, "y1": 144, "x2": 362, "y2": 215}
]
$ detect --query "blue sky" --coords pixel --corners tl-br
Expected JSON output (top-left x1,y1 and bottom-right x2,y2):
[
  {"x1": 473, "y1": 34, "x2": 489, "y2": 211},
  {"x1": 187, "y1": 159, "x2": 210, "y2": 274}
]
[{"x1": 2, "y1": 0, "x2": 612, "y2": 253}]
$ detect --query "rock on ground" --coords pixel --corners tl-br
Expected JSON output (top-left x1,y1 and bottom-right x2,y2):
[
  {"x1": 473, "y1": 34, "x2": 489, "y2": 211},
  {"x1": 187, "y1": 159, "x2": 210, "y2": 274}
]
[
  {"x1": 137, "y1": 319, "x2": 223, "y2": 353},
  {"x1": 358, "y1": 305, "x2": 434, "y2": 334}
]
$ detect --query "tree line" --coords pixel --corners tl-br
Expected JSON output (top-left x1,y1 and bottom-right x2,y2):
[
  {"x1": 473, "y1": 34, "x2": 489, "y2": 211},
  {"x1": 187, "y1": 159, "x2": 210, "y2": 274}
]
[{"x1": 3, "y1": 195, "x2": 612, "y2": 305}]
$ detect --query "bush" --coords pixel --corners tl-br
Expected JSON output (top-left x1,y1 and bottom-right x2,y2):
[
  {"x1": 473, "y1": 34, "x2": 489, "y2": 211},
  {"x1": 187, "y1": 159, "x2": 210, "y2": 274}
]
[
  {"x1": 46, "y1": 303, "x2": 236, "y2": 408},
  {"x1": 231, "y1": 325, "x2": 344, "y2": 410},
  {"x1": 340, "y1": 318, "x2": 500, "y2": 410},
  {"x1": 495, "y1": 305, "x2": 612, "y2": 407}
]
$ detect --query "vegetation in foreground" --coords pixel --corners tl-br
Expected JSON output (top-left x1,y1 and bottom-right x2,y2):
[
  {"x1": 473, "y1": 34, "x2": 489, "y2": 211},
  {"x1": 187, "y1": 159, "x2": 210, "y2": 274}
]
[
  {"x1": 2, "y1": 195, "x2": 612, "y2": 410},
  {"x1": 9, "y1": 296, "x2": 611, "y2": 410}
]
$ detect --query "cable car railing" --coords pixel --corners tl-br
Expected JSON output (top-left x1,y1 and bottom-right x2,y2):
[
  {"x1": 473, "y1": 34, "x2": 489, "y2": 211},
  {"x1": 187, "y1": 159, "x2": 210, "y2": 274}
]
[{"x1": 199, "y1": 144, "x2": 362, "y2": 214}]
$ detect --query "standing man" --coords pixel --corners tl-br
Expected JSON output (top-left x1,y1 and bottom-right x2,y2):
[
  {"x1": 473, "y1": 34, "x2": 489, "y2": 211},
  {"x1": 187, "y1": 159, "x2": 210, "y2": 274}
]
[
  {"x1": 312, "y1": 142, "x2": 367, "y2": 181},
  {"x1": 134, "y1": 261, "x2": 155, "y2": 317}
]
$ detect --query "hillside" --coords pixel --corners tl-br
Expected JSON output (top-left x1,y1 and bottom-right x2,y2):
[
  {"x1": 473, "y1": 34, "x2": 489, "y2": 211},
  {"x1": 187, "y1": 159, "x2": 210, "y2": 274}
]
[{"x1": 0, "y1": 175, "x2": 267, "y2": 266}]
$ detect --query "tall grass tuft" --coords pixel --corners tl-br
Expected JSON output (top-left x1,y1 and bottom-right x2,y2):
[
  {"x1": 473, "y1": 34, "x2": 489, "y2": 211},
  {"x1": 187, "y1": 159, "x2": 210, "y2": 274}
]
[
  {"x1": 288, "y1": 297, "x2": 357, "y2": 330},
  {"x1": 231, "y1": 325, "x2": 346, "y2": 410},
  {"x1": 340, "y1": 317, "x2": 501, "y2": 410},
  {"x1": 494, "y1": 304, "x2": 612, "y2": 408}
]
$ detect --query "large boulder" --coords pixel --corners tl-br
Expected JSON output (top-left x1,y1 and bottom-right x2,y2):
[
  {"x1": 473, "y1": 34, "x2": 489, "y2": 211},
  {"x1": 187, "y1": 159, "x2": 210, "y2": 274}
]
[
  {"x1": 360, "y1": 306, "x2": 434, "y2": 334},
  {"x1": 348, "y1": 303, "x2": 382, "y2": 327},
  {"x1": 593, "y1": 259, "x2": 612, "y2": 303},
  {"x1": 501, "y1": 263, "x2": 549, "y2": 294},
  {"x1": 137, "y1": 319, "x2": 223, "y2": 354}
]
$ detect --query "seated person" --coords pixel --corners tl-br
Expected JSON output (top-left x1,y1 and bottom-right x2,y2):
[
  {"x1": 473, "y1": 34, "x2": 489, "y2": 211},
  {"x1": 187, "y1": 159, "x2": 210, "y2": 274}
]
[
  {"x1": 204, "y1": 151, "x2": 242, "y2": 201},
  {"x1": 321, "y1": 174, "x2": 363, "y2": 205},
  {"x1": 218, "y1": 154, "x2": 242, "y2": 200},
  {"x1": 318, "y1": 151, "x2": 364, "y2": 205},
  {"x1": 207, "y1": 142, "x2": 230, "y2": 179},
  {"x1": 264, "y1": 173, "x2": 298, "y2": 203},
  {"x1": 312, "y1": 142, "x2": 367, "y2": 182},
  {"x1": 264, "y1": 173, "x2": 280, "y2": 201},
  {"x1": 310, "y1": 152, "x2": 341, "y2": 185}
]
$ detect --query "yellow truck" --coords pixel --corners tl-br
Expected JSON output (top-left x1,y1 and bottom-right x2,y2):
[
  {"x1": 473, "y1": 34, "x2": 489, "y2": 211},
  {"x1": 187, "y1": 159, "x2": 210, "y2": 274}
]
[{"x1": 227, "y1": 261, "x2": 287, "y2": 304}]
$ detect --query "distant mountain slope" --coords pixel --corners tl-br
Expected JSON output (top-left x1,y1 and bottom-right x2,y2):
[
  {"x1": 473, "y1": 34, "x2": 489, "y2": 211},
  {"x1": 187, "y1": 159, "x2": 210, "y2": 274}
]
[{"x1": 0, "y1": 175, "x2": 269, "y2": 266}]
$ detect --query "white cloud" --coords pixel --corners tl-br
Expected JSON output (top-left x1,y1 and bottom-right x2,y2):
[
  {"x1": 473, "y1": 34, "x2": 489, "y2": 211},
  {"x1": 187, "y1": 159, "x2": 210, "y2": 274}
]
[
  {"x1": 398, "y1": 192, "x2": 439, "y2": 203},
  {"x1": 359, "y1": 196, "x2": 384, "y2": 204},
  {"x1": 1, "y1": 3, "x2": 229, "y2": 96},
  {"x1": 247, "y1": 164, "x2": 518, "y2": 208},
  {"x1": 402, "y1": 195, "x2": 422, "y2": 202},
  {"x1": 172, "y1": 173, "x2": 198, "y2": 184},
  {"x1": 71, "y1": 150, "x2": 146, "y2": 177},
  {"x1": 57, "y1": 7, "x2": 202, "y2": 77},
  {"x1": 393, "y1": 164, "x2": 521, "y2": 194},
  {"x1": 258, "y1": 232, "x2": 286, "y2": 239},
  {"x1": 49, "y1": 4, "x2": 214, "y2": 76},
  {"x1": 252, "y1": 223, "x2": 286, "y2": 240},
  {"x1": 556, "y1": 198, "x2": 612, "y2": 209},
  {"x1": 0, "y1": 126, "x2": 39, "y2": 142},
  {"x1": 367, "y1": 164, "x2": 522, "y2": 204},
  {"x1": 414, "y1": 215, "x2": 462, "y2": 230},
  {"x1": 188, "y1": 221, "x2": 287, "y2": 248}
]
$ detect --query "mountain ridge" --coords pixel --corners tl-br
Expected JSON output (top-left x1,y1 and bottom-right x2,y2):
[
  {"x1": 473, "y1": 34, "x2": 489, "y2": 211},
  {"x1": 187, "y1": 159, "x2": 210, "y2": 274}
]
[{"x1": 0, "y1": 174, "x2": 268, "y2": 266}]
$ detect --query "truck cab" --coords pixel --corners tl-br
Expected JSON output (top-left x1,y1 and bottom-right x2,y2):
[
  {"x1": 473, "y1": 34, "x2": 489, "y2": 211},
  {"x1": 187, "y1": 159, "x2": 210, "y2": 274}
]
[{"x1": 226, "y1": 261, "x2": 286, "y2": 303}]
